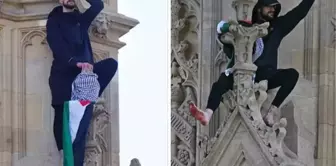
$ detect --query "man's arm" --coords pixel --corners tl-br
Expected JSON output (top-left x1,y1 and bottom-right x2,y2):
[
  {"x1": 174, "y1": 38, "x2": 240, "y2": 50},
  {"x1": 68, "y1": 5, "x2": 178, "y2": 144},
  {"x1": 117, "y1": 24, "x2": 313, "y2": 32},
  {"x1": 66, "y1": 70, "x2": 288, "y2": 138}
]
[
  {"x1": 278, "y1": 0, "x2": 315, "y2": 36},
  {"x1": 79, "y1": 0, "x2": 104, "y2": 30},
  {"x1": 46, "y1": 18, "x2": 82, "y2": 67}
]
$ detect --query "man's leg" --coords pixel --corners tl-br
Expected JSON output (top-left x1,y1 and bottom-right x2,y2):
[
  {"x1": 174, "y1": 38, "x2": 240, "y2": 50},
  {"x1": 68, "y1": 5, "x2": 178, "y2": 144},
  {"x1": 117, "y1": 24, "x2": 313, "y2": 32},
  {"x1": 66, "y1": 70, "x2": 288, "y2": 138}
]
[
  {"x1": 190, "y1": 73, "x2": 233, "y2": 125},
  {"x1": 268, "y1": 68, "x2": 299, "y2": 107},
  {"x1": 93, "y1": 58, "x2": 118, "y2": 96},
  {"x1": 72, "y1": 104, "x2": 94, "y2": 166},
  {"x1": 52, "y1": 104, "x2": 65, "y2": 165},
  {"x1": 263, "y1": 68, "x2": 299, "y2": 126},
  {"x1": 52, "y1": 104, "x2": 64, "y2": 151}
]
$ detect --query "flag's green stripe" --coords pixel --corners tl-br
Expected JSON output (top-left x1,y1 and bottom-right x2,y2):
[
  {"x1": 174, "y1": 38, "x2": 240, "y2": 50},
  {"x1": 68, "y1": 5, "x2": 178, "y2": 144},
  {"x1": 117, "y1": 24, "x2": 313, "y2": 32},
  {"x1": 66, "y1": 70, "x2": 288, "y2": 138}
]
[{"x1": 63, "y1": 101, "x2": 74, "y2": 166}]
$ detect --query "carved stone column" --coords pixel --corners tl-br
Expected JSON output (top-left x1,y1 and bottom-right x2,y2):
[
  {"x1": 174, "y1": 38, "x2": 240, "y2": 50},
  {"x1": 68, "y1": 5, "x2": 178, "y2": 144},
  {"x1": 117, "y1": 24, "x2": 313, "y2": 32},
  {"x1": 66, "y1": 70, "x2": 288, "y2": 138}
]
[{"x1": 0, "y1": 0, "x2": 138, "y2": 166}]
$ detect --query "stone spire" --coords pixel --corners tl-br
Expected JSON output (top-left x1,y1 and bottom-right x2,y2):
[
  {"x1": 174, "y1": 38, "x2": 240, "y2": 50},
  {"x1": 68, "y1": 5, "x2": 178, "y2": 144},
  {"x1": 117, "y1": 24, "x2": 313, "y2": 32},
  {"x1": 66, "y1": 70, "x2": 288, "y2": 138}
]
[{"x1": 226, "y1": 0, "x2": 269, "y2": 125}]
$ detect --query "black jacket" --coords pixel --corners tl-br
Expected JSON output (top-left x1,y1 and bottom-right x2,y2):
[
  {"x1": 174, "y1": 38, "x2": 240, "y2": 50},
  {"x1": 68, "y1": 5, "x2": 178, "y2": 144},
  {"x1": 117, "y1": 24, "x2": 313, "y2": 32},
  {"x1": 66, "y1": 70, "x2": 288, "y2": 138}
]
[
  {"x1": 252, "y1": 0, "x2": 315, "y2": 70},
  {"x1": 46, "y1": 1, "x2": 104, "y2": 105}
]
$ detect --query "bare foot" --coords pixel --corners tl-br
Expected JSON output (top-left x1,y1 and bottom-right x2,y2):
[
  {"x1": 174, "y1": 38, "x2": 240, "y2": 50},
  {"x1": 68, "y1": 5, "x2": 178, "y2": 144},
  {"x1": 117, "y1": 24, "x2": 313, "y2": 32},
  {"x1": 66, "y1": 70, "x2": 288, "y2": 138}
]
[{"x1": 189, "y1": 102, "x2": 213, "y2": 125}]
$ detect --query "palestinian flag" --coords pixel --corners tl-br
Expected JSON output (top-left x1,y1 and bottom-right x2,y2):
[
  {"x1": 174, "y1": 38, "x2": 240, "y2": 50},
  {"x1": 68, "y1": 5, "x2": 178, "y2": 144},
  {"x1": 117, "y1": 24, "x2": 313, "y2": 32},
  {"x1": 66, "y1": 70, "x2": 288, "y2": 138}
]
[{"x1": 62, "y1": 100, "x2": 91, "y2": 166}]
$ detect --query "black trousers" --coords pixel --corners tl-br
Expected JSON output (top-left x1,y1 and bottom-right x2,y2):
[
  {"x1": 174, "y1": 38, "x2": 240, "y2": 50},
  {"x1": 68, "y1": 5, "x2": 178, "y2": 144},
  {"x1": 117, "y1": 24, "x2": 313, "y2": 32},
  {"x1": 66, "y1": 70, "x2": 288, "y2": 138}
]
[
  {"x1": 206, "y1": 68, "x2": 299, "y2": 111},
  {"x1": 51, "y1": 58, "x2": 117, "y2": 166}
]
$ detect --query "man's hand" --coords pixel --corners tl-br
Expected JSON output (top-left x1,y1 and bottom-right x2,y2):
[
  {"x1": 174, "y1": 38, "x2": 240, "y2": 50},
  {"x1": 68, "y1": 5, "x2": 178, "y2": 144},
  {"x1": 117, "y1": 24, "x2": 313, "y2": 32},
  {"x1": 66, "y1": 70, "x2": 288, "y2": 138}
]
[{"x1": 76, "y1": 62, "x2": 93, "y2": 71}]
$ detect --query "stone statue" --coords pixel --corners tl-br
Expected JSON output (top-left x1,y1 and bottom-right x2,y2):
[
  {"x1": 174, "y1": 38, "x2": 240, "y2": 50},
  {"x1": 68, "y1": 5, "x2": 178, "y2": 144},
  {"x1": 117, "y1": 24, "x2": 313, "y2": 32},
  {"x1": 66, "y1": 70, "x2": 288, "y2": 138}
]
[{"x1": 130, "y1": 158, "x2": 141, "y2": 166}]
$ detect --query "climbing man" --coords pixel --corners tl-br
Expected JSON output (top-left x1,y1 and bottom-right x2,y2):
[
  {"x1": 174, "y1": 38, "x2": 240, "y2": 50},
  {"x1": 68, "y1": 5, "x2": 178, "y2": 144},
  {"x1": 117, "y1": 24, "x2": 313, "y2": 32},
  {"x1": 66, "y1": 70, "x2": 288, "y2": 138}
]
[
  {"x1": 46, "y1": 0, "x2": 118, "y2": 165},
  {"x1": 190, "y1": 0, "x2": 315, "y2": 127}
]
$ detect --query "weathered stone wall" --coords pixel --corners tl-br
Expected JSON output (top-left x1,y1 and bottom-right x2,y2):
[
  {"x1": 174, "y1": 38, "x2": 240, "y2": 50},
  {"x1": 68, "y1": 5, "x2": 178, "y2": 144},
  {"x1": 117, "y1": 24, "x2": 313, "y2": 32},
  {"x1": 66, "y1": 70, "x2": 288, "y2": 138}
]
[
  {"x1": 171, "y1": 0, "x2": 200, "y2": 165},
  {"x1": 0, "y1": 0, "x2": 138, "y2": 165}
]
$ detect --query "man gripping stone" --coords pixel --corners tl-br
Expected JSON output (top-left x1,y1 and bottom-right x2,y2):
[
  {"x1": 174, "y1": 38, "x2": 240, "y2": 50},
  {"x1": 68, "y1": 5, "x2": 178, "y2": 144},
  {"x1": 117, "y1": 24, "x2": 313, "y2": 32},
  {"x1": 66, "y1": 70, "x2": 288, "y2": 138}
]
[
  {"x1": 46, "y1": 0, "x2": 117, "y2": 165},
  {"x1": 190, "y1": 0, "x2": 315, "y2": 127}
]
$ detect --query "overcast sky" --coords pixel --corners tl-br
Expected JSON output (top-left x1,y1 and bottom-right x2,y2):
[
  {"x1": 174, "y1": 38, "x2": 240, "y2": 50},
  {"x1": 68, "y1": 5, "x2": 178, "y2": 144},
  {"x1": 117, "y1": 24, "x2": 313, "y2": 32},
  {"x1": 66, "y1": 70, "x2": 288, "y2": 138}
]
[{"x1": 118, "y1": 0, "x2": 170, "y2": 166}]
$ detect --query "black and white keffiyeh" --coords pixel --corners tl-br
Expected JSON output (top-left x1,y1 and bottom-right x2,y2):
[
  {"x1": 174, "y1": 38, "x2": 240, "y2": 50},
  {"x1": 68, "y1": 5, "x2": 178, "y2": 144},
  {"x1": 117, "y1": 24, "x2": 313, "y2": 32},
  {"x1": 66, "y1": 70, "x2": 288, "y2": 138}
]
[{"x1": 71, "y1": 70, "x2": 100, "y2": 102}]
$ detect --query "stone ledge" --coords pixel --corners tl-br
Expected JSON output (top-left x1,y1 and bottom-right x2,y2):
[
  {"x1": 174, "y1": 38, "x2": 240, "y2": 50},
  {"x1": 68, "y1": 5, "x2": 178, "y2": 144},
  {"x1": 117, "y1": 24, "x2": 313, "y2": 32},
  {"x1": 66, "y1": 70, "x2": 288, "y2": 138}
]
[
  {"x1": 0, "y1": 0, "x2": 139, "y2": 49},
  {"x1": 0, "y1": 1, "x2": 58, "y2": 21},
  {"x1": 88, "y1": 11, "x2": 139, "y2": 48}
]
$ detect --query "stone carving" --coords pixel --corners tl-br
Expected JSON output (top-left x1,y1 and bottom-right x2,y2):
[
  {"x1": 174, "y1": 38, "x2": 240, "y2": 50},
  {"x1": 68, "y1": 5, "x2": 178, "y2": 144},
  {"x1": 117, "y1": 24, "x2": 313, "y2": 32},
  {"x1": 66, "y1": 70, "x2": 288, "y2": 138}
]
[
  {"x1": 75, "y1": 0, "x2": 138, "y2": 45},
  {"x1": 90, "y1": 12, "x2": 111, "y2": 39},
  {"x1": 171, "y1": 0, "x2": 199, "y2": 165},
  {"x1": 84, "y1": 98, "x2": 110, "y2": 166},
  {"x1": 269, "y1": 119, "x2": 289, "y2": 162},
  {"x1": 331, "y1": 16, "x2": 336, "y2": 47},
  {"x1": 130, "y1": 158, "x2": 141, "y2": 166},
  {"x1": 200, "y1": 0, "x2": 303, "y2": 165},
  {"x1": 198, "y1": 111, "x2": 232, "y2": 158},
  {"x1": 247, "y1": 80, "x2": 268, "y2": 129},
  {"x1": 176, "y1": 144, "x2": 195, "y2": 166},
  {"x1": 222, "y1": 90, "x2": 238, "y2": 110}
]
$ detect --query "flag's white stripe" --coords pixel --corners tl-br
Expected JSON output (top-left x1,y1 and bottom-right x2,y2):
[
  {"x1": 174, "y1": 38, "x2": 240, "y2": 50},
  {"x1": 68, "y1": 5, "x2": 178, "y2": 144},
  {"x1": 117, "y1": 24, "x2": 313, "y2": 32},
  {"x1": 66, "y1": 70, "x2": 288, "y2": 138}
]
[{"x1": 68, "y1": 101, "x2": 88, "y2": 143}]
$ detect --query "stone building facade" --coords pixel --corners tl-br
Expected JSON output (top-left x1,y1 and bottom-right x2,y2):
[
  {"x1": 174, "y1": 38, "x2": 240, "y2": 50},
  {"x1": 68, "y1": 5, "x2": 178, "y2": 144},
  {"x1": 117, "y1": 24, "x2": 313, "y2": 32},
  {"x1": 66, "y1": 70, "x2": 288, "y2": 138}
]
[
  {"x1": 171, "y1": 0, "x2": 335, "y2": 165},
  {"x1": 0, "y1": 0, "x2": 138, "y2": 165}
]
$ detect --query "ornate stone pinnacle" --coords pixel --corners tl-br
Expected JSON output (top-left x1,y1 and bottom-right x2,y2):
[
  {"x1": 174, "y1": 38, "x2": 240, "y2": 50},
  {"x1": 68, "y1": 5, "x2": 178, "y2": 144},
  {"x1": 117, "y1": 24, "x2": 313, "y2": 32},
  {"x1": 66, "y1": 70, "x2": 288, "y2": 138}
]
[
  {"x1": 228, "y1": 0, "x2": 269, "y2": 67},
  {"x1": 228, "y1": 21, "x2": 269, "y2": 66},
  {"x1": 232, "y1": 0, "x2": 258, "y2": 22},
  {"x1": 227, "y1": 0, "x2": 269, "y2": 107}
]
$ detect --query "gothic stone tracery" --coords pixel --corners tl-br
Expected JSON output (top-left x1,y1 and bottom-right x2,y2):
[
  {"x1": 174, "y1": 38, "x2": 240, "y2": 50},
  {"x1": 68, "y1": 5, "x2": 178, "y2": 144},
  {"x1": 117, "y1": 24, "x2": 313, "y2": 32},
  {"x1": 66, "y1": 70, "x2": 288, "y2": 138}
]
[{"x1": 171, "y1": 0, "x2": 199, "y2": 165}]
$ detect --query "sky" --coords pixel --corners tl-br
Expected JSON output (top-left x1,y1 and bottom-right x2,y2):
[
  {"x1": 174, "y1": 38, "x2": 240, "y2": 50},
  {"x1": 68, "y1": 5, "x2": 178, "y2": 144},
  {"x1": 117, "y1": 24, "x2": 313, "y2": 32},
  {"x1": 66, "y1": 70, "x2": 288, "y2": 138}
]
[{"x1": 118, "y1": 0, "x2": 170, "y2": 166}]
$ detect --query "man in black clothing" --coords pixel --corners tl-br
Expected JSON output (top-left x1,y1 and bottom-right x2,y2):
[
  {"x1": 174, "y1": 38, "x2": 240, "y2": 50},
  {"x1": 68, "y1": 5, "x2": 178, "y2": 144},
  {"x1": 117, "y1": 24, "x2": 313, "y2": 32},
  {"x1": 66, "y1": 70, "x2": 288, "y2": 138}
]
[
  {"x1": 190, "y1": 0, "x2": 315, "y2": 126},
  {"x1": 47, "y1": 0, "x2": 118, "y2": 165}
]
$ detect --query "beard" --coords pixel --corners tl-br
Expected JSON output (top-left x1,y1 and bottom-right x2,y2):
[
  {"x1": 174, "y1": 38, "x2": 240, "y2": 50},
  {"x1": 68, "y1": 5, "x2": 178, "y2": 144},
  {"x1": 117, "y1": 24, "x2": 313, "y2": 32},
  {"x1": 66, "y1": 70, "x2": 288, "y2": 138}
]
[
  {"x1": 62, "y1": 0, "x2": 76, "y2": 10},
  {"x1": 261, "y1": 12, "x2": 275, "y2": 21}
]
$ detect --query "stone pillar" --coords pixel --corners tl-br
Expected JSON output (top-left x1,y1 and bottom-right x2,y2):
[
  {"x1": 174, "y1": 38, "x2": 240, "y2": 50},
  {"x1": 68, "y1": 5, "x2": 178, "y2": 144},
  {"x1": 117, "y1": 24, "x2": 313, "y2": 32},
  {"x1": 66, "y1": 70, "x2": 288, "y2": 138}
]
[
  {"x1": 0, "y1": 14, "x2": 13, "y2": 166},
  {"x1": 0, "y1": 0, "x2": 138, "y2": 166},
  {"x1": 315, "y1": 0, "x2": 336, "y2": 165}
]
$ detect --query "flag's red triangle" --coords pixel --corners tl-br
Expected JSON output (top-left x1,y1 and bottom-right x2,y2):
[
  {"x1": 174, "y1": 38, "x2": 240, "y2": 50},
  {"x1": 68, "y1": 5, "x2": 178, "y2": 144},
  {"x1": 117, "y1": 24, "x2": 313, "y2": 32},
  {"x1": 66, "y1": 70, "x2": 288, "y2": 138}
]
[{"x1": 79, "y1": 100, "x2": 91, "y2": 106}]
